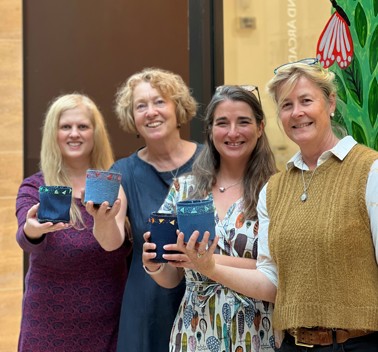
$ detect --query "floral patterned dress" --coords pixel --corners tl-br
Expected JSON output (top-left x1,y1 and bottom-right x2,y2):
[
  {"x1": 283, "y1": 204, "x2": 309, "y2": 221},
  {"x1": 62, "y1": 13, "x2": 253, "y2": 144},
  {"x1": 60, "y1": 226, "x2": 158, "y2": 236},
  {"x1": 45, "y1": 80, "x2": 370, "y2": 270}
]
[{"x1": 160, "y1": 175, "x2": 275, "y2": 352}]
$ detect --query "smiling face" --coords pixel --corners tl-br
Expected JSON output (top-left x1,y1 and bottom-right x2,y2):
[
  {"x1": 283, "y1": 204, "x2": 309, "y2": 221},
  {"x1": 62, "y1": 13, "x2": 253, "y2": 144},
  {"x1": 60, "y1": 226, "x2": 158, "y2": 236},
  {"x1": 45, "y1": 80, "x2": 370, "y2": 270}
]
[
  {"x1": 132, "y1": 81, "x2": 178, "y2": 141},
  {"x1": 211, "y1": 99, "x2": 263, "y2": 165},
  {"x1": 278, "y1": 76, "x2": 336, "y2": 150},
  {"x1": 57, "y1": 105, "x2": 94, "y2": 166}
]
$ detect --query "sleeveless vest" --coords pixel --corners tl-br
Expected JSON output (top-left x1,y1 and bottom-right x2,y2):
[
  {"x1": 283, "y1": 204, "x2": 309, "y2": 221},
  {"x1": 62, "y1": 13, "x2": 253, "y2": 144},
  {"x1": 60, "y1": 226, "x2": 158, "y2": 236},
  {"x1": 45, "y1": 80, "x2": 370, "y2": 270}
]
[{"x1": 267, "y1": 144, "x2": 378, "y2": 330}]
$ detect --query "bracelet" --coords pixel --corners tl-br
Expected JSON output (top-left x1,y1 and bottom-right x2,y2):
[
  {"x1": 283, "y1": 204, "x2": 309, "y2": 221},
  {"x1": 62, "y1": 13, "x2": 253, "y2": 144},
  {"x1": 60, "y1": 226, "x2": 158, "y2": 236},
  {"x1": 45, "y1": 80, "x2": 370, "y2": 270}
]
[{"x1": 143, "y1": 263, "x2": 166, "y2": 275}]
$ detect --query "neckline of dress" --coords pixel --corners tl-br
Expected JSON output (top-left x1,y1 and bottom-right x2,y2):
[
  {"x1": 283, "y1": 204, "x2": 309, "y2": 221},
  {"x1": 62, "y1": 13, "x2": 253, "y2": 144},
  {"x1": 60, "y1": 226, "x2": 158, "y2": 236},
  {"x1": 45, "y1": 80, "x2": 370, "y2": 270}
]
[
  {"x1": 211, "y1": 193, "x2": 243, "y2": 224},
  {"x1": 137, "y1": 144, "x2": 198, "y2": 174}
]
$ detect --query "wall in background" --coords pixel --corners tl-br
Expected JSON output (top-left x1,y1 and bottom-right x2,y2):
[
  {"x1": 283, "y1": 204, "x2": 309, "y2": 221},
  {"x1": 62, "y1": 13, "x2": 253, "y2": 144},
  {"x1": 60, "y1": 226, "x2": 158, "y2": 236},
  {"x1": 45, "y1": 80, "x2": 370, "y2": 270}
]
[
  {"x1": 223, "y1": 0, "x2": 330, "y2": 169},
  {"x1": 0, "y1": 0, "x2": 23, "y2": 351},
  {"x1": 1, "y1": 2, "x2": 333, "y2": 350},
  {"x1": 23, "y1": 0, "x2": 190, "y2": 177}
]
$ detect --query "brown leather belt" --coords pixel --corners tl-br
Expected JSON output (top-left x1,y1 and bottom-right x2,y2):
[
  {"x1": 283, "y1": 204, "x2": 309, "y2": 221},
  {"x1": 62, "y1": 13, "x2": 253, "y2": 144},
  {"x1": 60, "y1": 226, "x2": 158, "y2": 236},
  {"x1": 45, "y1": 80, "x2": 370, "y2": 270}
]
[{"x1": 287, "y1": 327, "x2": 372, "y2": 347}]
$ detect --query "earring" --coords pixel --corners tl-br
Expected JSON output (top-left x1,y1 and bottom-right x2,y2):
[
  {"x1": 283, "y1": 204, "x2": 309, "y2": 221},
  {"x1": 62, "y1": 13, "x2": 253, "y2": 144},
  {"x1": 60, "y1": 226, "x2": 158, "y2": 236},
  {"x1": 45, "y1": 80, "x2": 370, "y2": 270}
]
[
  {"x1": 136, "y1": 134, "x2": 140, "y2": 138},
  {"x1": 177, "y1": 123, "x2": 181, "y2": 129},
  {"x1": 330, "y1": 112, "x2": 335, "y2": 117}
]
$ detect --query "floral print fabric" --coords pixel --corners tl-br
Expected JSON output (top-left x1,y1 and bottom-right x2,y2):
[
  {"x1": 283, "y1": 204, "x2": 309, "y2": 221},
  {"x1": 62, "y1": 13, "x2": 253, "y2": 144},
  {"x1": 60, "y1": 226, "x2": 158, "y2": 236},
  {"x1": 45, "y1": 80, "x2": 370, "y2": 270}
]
[{"x1": 160, "y1": 175, "x2": 275, "y2": 352}]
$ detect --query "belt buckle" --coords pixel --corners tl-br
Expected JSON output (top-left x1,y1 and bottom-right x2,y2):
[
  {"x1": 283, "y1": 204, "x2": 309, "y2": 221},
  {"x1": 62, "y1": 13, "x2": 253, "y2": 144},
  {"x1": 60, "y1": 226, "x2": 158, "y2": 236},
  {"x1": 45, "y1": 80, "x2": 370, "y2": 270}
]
[{"x1": 294, "y1": 334, "x2": 314, "y2": 348}]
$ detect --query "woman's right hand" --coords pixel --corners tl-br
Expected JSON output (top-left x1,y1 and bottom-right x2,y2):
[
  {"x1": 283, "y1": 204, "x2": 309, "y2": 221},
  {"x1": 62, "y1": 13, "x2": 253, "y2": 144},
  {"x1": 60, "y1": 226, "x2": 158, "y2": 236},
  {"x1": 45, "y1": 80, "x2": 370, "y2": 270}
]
[
  {"x1": 84, "y1": 186, "x2": 127, "y2": 251},
  {"x1": 23, "y1": 203, "x2": 69, "y2": 240},
  {"x1": 85, "y1": 199, "x2": 120, "y2": 221},
  {"x1": 143, "y1": 232, "x2": 185, "y2": 288},
  {"x1": 142, "y1": 231, "x2": 162, "y2": 272}
]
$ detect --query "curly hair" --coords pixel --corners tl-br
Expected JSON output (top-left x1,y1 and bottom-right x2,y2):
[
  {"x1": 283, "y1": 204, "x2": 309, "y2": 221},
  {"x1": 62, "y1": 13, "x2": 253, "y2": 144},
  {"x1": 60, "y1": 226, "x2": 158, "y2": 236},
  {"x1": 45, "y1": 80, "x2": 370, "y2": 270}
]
[{"x1": 114, "y1": 68, "x2": 197, "y2": 134}]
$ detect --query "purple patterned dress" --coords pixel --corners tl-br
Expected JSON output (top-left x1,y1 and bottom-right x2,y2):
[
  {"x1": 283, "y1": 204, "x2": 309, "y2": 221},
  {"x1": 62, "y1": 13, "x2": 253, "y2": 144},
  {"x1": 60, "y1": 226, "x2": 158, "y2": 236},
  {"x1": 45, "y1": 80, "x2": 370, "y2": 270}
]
[{"x1": 16, "y1": 172, "x2": 130, "y2": 352}]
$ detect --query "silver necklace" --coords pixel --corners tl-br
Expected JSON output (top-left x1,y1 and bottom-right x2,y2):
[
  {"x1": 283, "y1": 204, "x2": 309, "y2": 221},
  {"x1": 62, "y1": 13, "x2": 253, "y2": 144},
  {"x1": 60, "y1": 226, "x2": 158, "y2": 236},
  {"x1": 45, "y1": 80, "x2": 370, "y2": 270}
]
[
  {"x1": 170, "y1": 167, "x2": 180, "y2": 182},
  {"x1": 219, "y1": 180, "x2": 242, "y2": 193},
  {"x1": 170, "y1": 167, "x2": 180, "y2": 190},
  {"x1": 300, "y1": 161, "x2": 317, "y2": 202}
]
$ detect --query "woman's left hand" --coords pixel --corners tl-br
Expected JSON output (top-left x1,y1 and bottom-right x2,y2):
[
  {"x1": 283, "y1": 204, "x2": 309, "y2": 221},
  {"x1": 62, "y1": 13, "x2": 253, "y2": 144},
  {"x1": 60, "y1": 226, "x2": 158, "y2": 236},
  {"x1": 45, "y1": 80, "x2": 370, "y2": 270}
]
[{"x1": 175, "y1": 230, "x2": 219, "y2": 277}]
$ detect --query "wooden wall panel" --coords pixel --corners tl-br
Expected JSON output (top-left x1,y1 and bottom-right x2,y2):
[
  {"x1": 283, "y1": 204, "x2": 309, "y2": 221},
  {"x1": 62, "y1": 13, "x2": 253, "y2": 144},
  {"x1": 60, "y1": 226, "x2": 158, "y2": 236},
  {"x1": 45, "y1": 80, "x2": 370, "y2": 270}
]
[
  {"x1": 0, "y1": 290, "x2": 22, "y2": 351},
  {"x1": 0, "y1": 0, "x2": 23, "y2": 351},
  {"x1": 23, "y1": 0, "x2": 190, "y2": 176},
  {"x1": 0, "y1": 153, "x2": 23, "y2": 197}
]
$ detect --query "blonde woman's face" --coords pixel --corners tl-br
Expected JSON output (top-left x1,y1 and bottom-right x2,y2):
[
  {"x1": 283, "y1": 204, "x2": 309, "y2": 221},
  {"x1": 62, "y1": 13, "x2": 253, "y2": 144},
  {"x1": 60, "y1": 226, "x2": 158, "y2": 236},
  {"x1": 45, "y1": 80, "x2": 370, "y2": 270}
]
[
  {"x1": 278, "y1": 76, "x2": 335, "y2": 149},
  {"x1": 132, "y1": 81, "x2": 178, "y2": 141},
  {"x1": 57, "y1": 106, "x2": 94, "y2": 166}
]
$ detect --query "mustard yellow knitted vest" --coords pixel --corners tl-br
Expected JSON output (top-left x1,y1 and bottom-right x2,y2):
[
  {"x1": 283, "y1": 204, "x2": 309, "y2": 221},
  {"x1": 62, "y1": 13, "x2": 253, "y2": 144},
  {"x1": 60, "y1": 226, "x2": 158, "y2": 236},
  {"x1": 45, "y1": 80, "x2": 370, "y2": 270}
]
[{"x1": 267, "y1": 144, "x2": 378, "y2": 331}]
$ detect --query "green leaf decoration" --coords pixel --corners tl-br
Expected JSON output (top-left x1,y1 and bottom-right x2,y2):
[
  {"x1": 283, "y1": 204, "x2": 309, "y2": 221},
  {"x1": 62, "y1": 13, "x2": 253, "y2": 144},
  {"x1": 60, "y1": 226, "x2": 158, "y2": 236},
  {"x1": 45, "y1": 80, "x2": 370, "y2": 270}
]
[
  {"x1": 333, "y1": 108, "x2": 347, "y2": 128},
  {"x1": 351, "y1": 121, "x2": 368, "y2": 145},
  {"x1": 369, "y1": 25, "x2": 378, "y2": 74},
  {"x1": 355, "y1": 3, "x2": 368, "y2": 48},
  {"x1": 334, "y1": 72, "x2": 347, "y2": 104},
  {"x1": 333, "y1": 108, "x2": 348, "y2": 138},
  {"x1": 368, "y1": 77, "x2": 378, "y2": 127},
  {"x1": 342, "y1": 55, "x2": 363, "y2": 107},
  {"x1": 330, "y1": 1, "x2": 378, "y2": 151}
]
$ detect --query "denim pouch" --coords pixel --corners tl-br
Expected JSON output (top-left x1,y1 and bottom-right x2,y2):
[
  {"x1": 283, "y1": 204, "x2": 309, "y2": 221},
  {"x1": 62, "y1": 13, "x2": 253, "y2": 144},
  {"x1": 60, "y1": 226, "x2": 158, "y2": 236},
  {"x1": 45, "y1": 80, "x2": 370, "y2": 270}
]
[
  {"x1": 177, "y1": 199, "x2": 215, "y2": 242},
  {"x1": 149, "y1": 212, "x2": 180, "y2": 263},
  {"x1": 37, "y1": 186, "x2": 72, "y2": 223},
  {"x1": 84, "y1": 169, "x2": 122, "y2": 207}
]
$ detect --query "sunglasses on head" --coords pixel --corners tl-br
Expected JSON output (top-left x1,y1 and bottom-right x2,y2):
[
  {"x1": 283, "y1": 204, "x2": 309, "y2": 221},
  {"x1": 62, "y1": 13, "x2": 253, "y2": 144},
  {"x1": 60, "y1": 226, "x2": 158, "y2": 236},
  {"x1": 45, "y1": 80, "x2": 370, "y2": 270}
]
[
  {"x1": 215, "y1": 84, "x2": 262, "y2": 106},
  {"x1": 273, "y1": 58, "x2": 319, "y2": 74}
]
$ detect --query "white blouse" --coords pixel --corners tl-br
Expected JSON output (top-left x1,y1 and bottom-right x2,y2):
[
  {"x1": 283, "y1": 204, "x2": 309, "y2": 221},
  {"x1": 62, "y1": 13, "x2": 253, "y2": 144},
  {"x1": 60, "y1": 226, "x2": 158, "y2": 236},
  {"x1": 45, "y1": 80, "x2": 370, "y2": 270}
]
[{"x1": 256, "y1": 136, "x2": 378, "y2": 286}]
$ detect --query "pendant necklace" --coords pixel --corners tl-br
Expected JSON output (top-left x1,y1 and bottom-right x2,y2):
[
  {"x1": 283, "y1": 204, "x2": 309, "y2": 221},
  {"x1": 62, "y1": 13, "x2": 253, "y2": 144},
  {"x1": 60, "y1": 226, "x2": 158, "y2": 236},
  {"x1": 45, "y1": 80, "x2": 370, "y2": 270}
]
[
  {"x1": 219, "y1": 180, "x2": 242, "y2": 193},
  {"x1": 300, "y1": 161, "x2": 317, "y2": 202},
  {"x1": 170, "y1": 167, "x2": 180, "y2": 182},
  {"x1": 170, "y1": 167, "x2": 180, "y2": 190}
]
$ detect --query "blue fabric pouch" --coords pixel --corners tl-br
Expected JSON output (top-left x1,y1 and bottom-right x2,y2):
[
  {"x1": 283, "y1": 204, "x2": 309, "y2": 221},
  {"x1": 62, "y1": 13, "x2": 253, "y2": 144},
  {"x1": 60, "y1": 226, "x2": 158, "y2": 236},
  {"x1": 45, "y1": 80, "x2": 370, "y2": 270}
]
[
  {"x1": 37, "y1": 186, "x2": 72, "y2": 223},
  {"x1": 149, "y1": 212, "x2": 180, "y2": 263},
  {"x1": 84, "y1": 169, "x2": 122, "y2": 207},
  {"x1": 177, "y1": 199, "x2": 215, "y2": 242}
]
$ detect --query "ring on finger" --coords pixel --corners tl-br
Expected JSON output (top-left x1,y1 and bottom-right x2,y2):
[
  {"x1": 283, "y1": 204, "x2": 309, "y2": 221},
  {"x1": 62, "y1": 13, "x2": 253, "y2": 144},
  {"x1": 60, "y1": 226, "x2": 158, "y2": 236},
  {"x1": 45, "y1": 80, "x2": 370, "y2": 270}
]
[{"x1": 197, "y1": 251, "x2": 206, "y2": 258}]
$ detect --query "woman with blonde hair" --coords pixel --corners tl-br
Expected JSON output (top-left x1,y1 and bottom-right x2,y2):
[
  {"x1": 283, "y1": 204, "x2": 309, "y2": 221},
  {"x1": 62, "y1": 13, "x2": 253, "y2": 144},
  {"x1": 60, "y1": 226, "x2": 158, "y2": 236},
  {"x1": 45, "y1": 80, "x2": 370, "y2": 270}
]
[
  {"x1": 16, "y1": 93, "x2": 130, "y2": 351},
  {"x1": 87, "y1": 68, "x2": 203, "y2": 352},
  {"x1": 181, "y1": 59, "x2": 378, "y2": 351}
]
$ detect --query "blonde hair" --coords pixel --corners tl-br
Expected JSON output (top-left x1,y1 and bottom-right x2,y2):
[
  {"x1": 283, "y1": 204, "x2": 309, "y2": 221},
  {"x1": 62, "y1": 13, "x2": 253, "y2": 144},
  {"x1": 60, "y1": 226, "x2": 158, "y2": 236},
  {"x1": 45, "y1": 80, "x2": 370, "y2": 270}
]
[
  {"x1": 40, "y1": 93, "x2": 114, "y2": 227},
  {"x1": 267, "y1": 61, "x2": 337, "y2": 111},
  {"x1": 115, "y1": 68, "x2": 197, "y2": 134}
]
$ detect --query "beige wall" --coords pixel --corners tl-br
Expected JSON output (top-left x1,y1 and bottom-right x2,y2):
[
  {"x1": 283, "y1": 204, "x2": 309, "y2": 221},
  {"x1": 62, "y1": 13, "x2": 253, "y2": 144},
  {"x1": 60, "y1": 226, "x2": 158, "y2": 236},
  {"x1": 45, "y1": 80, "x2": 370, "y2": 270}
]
[
  {"x1": 223, "y1": 0, "x2": 331, "y2": 169},
  {"x1": 0, "y1": 2, "x2": 331, "y2": 350},
  {"x1": 0, "y1": 0, "x2": 23, "y2": 351}
]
